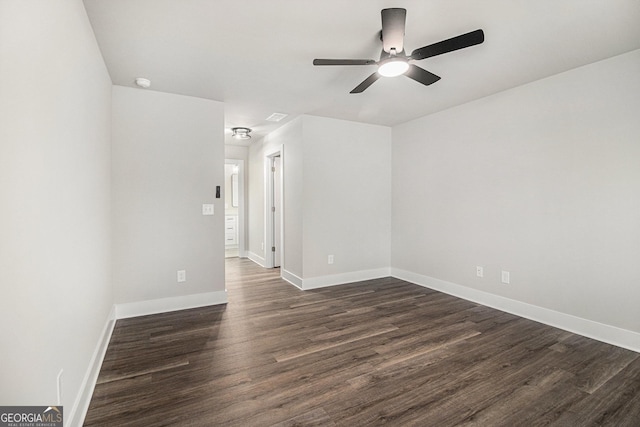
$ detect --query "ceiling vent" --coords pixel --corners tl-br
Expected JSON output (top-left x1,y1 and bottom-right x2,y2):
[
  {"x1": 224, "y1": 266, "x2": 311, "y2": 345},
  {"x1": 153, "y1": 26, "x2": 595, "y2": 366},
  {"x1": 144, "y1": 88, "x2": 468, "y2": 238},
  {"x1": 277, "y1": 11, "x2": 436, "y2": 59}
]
[{"x1": 266, "y1": 112, "x2": 288, "y2": 122}]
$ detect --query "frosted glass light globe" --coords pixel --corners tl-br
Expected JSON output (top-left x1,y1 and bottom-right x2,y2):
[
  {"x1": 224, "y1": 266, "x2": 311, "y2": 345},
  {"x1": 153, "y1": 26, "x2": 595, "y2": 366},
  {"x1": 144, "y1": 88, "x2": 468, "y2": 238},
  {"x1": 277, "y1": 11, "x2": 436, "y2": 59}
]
[{"x1": 378, "y1": 59, "x2": 409, "y2": 77}]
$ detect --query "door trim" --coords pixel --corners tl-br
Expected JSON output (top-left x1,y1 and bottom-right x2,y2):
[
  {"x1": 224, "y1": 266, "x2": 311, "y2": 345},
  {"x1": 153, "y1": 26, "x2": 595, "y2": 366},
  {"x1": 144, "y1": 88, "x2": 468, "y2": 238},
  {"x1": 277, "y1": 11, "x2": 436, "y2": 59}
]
[{"x1": 264, "y1": 146, "x2": 284, "y2": 270}]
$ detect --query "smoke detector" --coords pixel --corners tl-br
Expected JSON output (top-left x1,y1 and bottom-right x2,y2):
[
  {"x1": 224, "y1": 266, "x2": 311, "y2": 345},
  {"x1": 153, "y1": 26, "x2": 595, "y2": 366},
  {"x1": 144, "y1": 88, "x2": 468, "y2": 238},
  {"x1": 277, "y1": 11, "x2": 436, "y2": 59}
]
[{"x1": 134, "y1": 77, "x2": 151, "y2": 88}]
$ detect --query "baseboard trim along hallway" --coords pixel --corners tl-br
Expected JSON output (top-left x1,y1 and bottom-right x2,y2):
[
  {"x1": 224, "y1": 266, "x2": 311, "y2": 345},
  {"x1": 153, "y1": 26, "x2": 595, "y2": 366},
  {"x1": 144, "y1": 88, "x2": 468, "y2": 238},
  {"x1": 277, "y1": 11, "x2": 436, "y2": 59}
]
[
  {"x1": 302, "y1": 267, "x2": 391, "y2": 290},
  {"x1": 114, "y1": 290, "x2": 228, "y2": 319},
  {"x1": 70, "y1": 305, "x2": 116, "y2": 427},
  {"x1": 75, "y1": 291, "x2": 229, "y2": 425},
  {"x1": 258, "y1": 258, "x2": 640, "y2": 353}
]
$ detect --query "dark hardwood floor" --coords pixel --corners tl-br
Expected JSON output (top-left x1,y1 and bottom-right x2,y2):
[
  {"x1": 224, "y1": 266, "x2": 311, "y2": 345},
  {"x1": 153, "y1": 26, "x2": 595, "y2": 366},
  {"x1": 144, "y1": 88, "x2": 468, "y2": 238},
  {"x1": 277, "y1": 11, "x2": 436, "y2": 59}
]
[{"x1": 84, "y1": 258, "x2": 640, "y2": 426}]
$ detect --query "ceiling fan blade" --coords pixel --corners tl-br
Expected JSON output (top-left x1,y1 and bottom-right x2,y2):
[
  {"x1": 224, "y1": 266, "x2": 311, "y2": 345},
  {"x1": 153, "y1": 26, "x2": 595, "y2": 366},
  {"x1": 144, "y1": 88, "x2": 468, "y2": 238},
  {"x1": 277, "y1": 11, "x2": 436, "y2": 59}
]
[
  {"x1": 350, "y1": 72, "x2": 381, "y2": 94},
  {"x1": 405, "y1": 65, "x2": 441, "y2": 86},
  {"x1": 410, "y1": 29, "x2": 484, "y2": 61},
  {"x1": 381, "y1": 8, "x2": 406, "y2": 53},
  {"x1": 313, "y1": 59, "x2": 376, "y2": 66}
]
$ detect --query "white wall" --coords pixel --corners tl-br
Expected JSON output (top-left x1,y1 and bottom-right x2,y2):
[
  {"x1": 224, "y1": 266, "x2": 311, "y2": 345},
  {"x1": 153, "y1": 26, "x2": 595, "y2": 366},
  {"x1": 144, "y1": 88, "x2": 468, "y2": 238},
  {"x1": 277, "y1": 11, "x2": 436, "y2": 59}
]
[
  {"x1": 248, "y1": 118, "x2": 304, "y2": 273},
  {"x1": 392, "y1": 49, "x2": 640, "y2": 337},
  {"x1": 111, "y1": 86, "x2": 225, "y2": 306},
  {"x1": 0, "y1": 0, "x2": 113, "y2": 417},
  {"x1": 247, "y1": 116, "x2": 392, "y2": 286},
  {"x1": 248, "y1": 139, "x2": 266, "y2": 264},
  {"x1": 302, "y1": 116, "x2": 392, "y2": 282},
  {"x1": 284, "y1": 122, "x2": 305, "y2": 278},
  {"x1": 225, "y1": 144, "x2": 249, "y2": 162}
]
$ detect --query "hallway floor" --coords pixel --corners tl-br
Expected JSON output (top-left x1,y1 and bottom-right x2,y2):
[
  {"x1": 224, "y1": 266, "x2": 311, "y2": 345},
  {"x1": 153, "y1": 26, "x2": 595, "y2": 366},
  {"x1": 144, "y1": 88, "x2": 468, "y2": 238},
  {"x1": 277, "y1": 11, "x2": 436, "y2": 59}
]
[{"x1": 84, "y1": 258, "x2": 640, "y2": 426}]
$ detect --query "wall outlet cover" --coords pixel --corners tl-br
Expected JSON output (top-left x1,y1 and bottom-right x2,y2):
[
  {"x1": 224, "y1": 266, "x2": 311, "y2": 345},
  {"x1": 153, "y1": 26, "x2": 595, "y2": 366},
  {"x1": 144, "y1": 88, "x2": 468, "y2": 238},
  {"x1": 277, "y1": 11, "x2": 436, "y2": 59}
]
[
  {"x1": 501, "y1": 270, "x2": 510, "y2": 284},
  {"x1": 177, "y1": 270, "x2": 186, "y2": 283},
  {"x1": 202, "y1": 204, "x2": 214, "y2": 215}
]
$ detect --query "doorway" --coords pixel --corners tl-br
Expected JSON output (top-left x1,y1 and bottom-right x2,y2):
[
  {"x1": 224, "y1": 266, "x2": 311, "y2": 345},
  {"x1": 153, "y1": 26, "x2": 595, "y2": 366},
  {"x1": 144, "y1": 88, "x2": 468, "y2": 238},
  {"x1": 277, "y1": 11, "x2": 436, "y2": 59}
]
[
  {"x1": 265, "y1": 149, "x2": 283, "y2": 269},
  {"x1": 224, "y1": 159, "x2": 245, "y2": 258}
]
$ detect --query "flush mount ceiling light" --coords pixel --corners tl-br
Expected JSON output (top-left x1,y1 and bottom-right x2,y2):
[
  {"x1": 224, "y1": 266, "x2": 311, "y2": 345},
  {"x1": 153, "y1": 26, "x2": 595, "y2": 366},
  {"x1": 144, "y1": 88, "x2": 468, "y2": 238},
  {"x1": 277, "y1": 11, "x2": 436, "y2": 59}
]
[
  {"x1": 134, "y1": 77, "x2": 151, "y2": 88},
  {"x1": 231, "y1": 127, "x2": 252, "y2": 140}
]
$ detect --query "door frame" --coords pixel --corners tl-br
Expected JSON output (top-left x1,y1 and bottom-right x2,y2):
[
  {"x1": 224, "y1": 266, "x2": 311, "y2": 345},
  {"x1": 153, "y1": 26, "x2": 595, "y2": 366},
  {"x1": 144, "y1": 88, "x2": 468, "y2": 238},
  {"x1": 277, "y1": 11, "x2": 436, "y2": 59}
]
[
  {"x1": 224, "y1": 158, "x2": 246, "y2": 258},
  {"x1": 264, "y1": 146, "x2": 284, "y2": 269}
]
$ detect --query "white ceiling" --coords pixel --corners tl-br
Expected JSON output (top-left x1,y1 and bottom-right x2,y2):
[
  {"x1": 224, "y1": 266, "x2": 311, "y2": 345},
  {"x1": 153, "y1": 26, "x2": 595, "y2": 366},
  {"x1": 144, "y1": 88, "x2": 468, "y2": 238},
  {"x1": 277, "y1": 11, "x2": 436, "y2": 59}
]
[{"x1": 83, "y1": 0, "x2": 640, "y2": 145}]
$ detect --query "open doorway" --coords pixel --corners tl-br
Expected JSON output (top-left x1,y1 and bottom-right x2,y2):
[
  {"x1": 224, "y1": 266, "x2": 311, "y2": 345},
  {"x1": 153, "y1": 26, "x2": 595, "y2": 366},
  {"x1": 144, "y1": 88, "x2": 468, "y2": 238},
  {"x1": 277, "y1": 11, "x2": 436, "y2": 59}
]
[
  {"x1": 265, "y1": 149, "x2": 283, "y2": 269},
  {"x1": 224, "y1": 159, "x2": 245, "y2": 258}
]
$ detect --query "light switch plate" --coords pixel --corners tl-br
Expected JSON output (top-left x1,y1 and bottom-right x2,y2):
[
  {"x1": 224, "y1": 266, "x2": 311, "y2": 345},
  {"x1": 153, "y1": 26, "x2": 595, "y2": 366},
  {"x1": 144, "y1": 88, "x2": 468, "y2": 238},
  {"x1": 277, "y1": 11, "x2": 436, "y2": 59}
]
[{"x1": 202, "y1": 204, "x2": 214, "y2": 215}]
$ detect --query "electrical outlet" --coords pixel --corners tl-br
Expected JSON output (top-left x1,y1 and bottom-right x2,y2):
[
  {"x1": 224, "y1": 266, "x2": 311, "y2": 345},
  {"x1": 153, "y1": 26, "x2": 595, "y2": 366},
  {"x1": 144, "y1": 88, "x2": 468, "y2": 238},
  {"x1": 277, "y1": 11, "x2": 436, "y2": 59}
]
[
  {"x1": 202, "y1": 204, "x2": 214, "y2": 215},
  {"x1": 177, "y1": 270, "x2": 186, "y2": 283},
  {"x1": 501, "y1": 270, "x2": 510, "y2": 284},
  {"x1": 476, "y1": 266, "x2": 484, "y2": 278},
  {"x1": 328, "y1": 255, "x2": 334, "y2": 265}
]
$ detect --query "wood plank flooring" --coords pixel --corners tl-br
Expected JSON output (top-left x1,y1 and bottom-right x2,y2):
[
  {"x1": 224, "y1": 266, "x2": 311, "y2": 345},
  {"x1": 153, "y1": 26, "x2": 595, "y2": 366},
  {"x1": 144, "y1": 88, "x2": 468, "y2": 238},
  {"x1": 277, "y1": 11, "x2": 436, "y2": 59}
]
[{"x1": 84, "y1": 258, "x2": 640, "y2": 426}]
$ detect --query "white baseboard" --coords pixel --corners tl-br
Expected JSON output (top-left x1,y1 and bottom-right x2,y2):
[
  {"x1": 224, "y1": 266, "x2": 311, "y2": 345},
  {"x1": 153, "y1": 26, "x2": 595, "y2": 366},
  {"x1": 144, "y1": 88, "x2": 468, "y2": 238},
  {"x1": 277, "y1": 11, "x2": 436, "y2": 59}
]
[
  {"x1": 68, "y1": 305, "x2": 116, "y2": 427},
  {"x1": 302, "y1": 267, "x2": 391, "y2": 290},
  {"x1": 391, "y1": 267, "x2": 640, "y2": 353},
  {"x1": 70, "y1": 291, "x2": 227, "y2": 426},
  {"x1": 115, "y1": 291, "x2": 228, "y2": 319},
  {"x1": 247, "y1": 251, "x2": 266, "y2": 268},
  {"x1": 282, "y1": 269, "x2": 303, "y2": 289}
]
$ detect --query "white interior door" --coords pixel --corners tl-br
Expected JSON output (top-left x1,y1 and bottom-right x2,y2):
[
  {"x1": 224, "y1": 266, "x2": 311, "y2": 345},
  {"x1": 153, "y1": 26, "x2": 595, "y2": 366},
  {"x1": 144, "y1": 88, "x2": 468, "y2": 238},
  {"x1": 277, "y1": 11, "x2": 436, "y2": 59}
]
[
  {"x1": 264, "y1": 148, "x2": 283, "y2": 270},
  {"x1": 272, "y1": 156, "x2": 281, "y2": 268}
]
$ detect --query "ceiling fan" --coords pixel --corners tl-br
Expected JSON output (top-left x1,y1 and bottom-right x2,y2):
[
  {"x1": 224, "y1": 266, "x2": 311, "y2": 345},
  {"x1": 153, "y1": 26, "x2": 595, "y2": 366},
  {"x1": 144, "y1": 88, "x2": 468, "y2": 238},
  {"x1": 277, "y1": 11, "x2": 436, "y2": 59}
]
[{"x1": 313, "y1": 8, "x2": 484, "y2": 93}]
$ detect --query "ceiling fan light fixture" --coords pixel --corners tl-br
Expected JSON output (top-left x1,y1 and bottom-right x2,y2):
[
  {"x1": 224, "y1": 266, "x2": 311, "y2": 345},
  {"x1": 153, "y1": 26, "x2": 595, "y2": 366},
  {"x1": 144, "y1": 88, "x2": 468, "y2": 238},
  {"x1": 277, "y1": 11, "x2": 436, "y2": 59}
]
[
  {"x1": 231, "y1": 127, "x2": 252, "y2": 140},
  {"x1": 377, "y1": 58, "x2": 409, "y2": 77}
]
